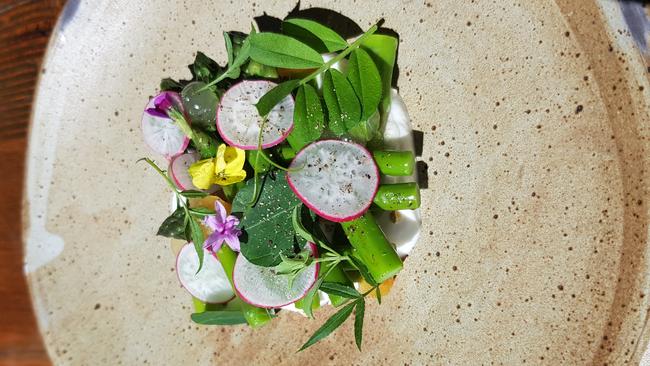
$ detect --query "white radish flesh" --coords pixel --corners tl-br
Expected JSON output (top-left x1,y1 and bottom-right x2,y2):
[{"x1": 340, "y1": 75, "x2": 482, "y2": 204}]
[
  {"x1": 176, "y1": 243, "x2": 234, "y2": 304},
  {"x1": 141, "y1": 92, "x2": 189, "y2": 158}
]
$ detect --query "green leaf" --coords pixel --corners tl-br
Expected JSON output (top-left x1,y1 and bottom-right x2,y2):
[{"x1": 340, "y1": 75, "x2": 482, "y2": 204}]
[
  {"x1": 255, "y1": 79, "x2": 300, "y2": 117},
  {"x1": 249, "y1": 33, "x2": 324, "y2": 69},
  {"x1": 301, "y1": 278, "x2": 322, "y2": 319},
  {"x1": 191, "y1": 310, "x2": 248, "y2": 325},
  {"x1": 160, "y1": 78, "x2": 185, "y2": 92},
  {"x1": 179, "y1": 190, "x2": 208, "y2": 198},
  {"x1": 238, "y1": 172, "x2": 302, "y2": 267},
  {"x1": 320, "y1": 282, "x2": 361, "y2": 299},
  {"x1": 231, "y1": 175, "x2": 261, "y2": 213},
  {"x1": 348, "y1": 255, "x2": 377, "y2": 286},
  {"x1": 223, "y1": 36, "x2": 250, "y2": 80},
  {"x1": 322, "y1": 69, "x2": 361, "y2": 135},
  {"x1": 354, "y1": 298, "x2": 365, "y2": 351},
  {"x1": 224, "y1": 32, "x2": 236, "y2": 71},
  {"x1": 375, "y1": 286, "x2": 382, "y2": 304},
  {"x1": 188, "y1": 207, "x2": 215, "y2": 217},
  {"x1": 347, "y1": 109, "x2": 381, "y2": 143},
  {"x1": 189, "y1": 51, "x2": 222, "y2": 84},
  {"x1": 287, "y1": 84, "x2": 324, "y2": 150},
  {"x1": 360, "y1": 34, "x2": 398, "y2": 119},
  {"x1": 282, "y1": 18, "x2": 348, "y2": 53},
  {"x1": 188, "y1": 216, "x2": 205, "y2": 273},
  {"x1": 299, "y1": 302, "x2": 355, "y2": 351},
  {"x1": 347, "y1": 48, "x2": 382, "y2": 120},
  {"x1": 156, "y1": 207, "x2": 189, "y2": 240}
]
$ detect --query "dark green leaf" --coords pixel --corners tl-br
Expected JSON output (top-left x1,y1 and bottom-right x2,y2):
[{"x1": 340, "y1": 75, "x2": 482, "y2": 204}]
[
  {"x1": 375, "y1": 286, "x2": 382, "y2": 304},
  {"x1": 347, "y1": 48, "x2": 382, "y2": 120},
  {"x1": 191, "y1": 310, "x2": 248, "y2": 325},
  {"x1": 231, "y1": 175, "x2": 263, "y2": 213},
  {"x1": 180, "y1": 190, "x2": 209, "y2": 198},
  {"x1": 282, "y1": 18, "x2": 348, "y2": 53},
  {"x1": 322, "y1": 69, "x2": 361, "y2": 135},
  {"x1": 249, "y1": 33, "x2": 324, "y2": 69},
  {"x1": 347, "y1": 109, "x2": 380, "y2": 143},
  {"x1": 348, "y1": 255, "x2": 377, "y2": 286},
  {"x1": 189, "y1": 51, "x2": 222, "y2": 84},
  {"x1": 157, "y1": 207, "x2": 189, "y2": 240},
  {"x1": 255, "y1": 79, "x2": 300, "y2": 116},
  {"x1": 188, "y1": 217, "x2": 205, "y2": 273},
  {"x1": 320, "y1": 282, "x2": 361, "y2": 299},
  {"x1": 188, "y1": 207, "x2": 215, "y2": 217},
  {"x1": 238, "y1": 172, "x2": 302, "y2": 267},
  {"x1": 287, "y1": 84, "x2": 324, "y2": 150},
  {"x1": 354, "y1": 298, "x2": 365, "y2": 351},
  {"x1": 224, "y1": 32, "x2": 236, "y2": 70},
  {"x1": 299, "y1": 302, "x2": 355, "y2": 351},
  {"x1": 160, "y1": 78, "x2": 185, "y2": 92},
  {"x1": 301, "y1": 277, "x2": 322, "y2": 319}
]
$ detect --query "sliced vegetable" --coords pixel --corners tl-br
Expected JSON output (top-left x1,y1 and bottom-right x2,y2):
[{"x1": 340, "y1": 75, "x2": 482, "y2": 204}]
[
  {"x1": 233, "y1": 243, "x2": 319, "y2": 308},
  {"x1": 372, "y1": 150, "x2": 415, "y2": 176},
  {"x1": 341, "y1": 212, "x2": 403, "y2": 284},
  {"x1": 373, "y1": 183, "x2": 421, "y2": 210},
  {"x1": 169, "y1": 152, "x2": 217, "y2": 192},
  {"x1": 141, "y1": 92, "x2": 189, "y2": 158},
  {"x1": 176, "y1": 243, "x2": 235, "y2": 304},
  {"x1": 217, "y1": 80, "x2": 295, "y2": 150},
  {"x1": 287, "y1": 140, "x2": 379, "y2": 222}
]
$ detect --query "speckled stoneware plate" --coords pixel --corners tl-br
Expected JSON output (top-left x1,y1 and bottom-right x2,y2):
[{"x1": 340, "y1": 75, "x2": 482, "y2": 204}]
[{"x1": 24, "y1": 1, "x2": 650, "y2": 364}]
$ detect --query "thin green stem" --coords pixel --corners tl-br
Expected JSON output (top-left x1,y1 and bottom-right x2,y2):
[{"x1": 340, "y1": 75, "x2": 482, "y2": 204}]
[{"x1": 139, "y1": 158, "x2": 179, "y2": 193}]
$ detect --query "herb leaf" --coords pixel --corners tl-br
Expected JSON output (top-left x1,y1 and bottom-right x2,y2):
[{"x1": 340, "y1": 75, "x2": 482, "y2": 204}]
[
  {"x1": 238, "y1": 172, "x2": 301, "y2": 267},
  {"x1": 189, "y1": 51, "x2": 222, "y2": 84},
  {"x1": 375, "y1": 286, "x2": 382, "y2": 304},
  {"x1": 348, "y1": 255, "x2": 378, "y2": 286},
  {"x1": 249, "y1": 33, "x2": 324, "y2": 69},
  {"x1": 322, "y1": 69, "x2": 361, "y2": 135},
  {"x1": 157, "y1": 207, "x2": 189, "y2": 240},
  {"x1": 301, "y1": 278, "x2": 322, "y2": 319},
  {"x1": 287, "y1": 84, "x2": 324, "y2": 150},
  {"x1": 188, "y1": 217, "x2": 205, "y2": 273},
  {"x1": 347, "y1": 48, "x2": 382, "y2": 120},
  {"x1": 354, "y1": 298, "x2": 365, "y2": 351},
  {"x1": 360, "y1": 34, "x2": 398, "y2": 120},
  {"x1": 191, "y1": 310, "x2": 248, "y2": 325},
  {"x1": 160, "y1": 78, "x2": 186, "y2": 92},
  {"x1": 224, "y1": 32, "x2": 237, "y2": 75},
  {"x1": 255, "y1": 79, "x2": 300, "y2": 117},
  {"x1": 282, "y1": 18, "x2": 347, "y2": 53},
  {"x1": 299, "y1": 302, "x2": 355, "y2": 351},
  {"x1": 320, "y1": 282, "x2": 361, "y2": 299}
]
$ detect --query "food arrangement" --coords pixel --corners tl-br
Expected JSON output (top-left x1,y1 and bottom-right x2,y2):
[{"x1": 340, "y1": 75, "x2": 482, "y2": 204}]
[{"x1": 140, "y1": 13, "x2": 420, "y2": 350}]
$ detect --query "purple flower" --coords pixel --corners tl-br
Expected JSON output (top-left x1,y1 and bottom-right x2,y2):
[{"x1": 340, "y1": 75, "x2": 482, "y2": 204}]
[
  {"x1": 145, "y1": 92, "x2": 177, "y2": 118},
  {"x1": 203, "y1": 200, "x2": 242, "y2": 252}
]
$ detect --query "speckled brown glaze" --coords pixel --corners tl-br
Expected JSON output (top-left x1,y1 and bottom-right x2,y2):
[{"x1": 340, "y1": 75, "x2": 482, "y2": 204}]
[{"x1": 24, "y1": 1, "x2": 650, "y2": 365}]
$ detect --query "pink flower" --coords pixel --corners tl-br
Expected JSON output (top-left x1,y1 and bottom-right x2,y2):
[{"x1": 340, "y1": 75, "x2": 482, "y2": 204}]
[{"x1": 203, "y1": 200, "x2": 242, "y2": 252}]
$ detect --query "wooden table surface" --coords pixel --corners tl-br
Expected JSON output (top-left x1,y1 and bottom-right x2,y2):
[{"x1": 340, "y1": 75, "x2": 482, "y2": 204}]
[{"x1": 0, "y1": 1, "x2": 65, "y2": 365}]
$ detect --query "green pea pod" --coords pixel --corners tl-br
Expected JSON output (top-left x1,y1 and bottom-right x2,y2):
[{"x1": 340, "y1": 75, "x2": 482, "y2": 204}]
[
  {"x1": 372, "y1": 150, "x2": 414, "y2": 176},
  {"x1": 373, "y1": 183, "x2": 420, "y2": 210},
  {"x1": 216, "y1": 246, "x2": 272, "y2": 328},
  {"x1": 340, "y1": 212, "x2": 402, "y2": 284}
]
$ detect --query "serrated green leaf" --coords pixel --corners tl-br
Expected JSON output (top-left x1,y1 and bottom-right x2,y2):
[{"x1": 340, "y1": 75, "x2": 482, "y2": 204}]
[
  {"x1": 347, "y1": 48, "x2": 382, "y2": 120},
  {"x1": 255, "y1": 79, "x2": 300, "y2": 117},
  {"x1": 191, "y1": 310, "x2": 248, "y2": 325},
  {"x1": 238, "y1": 172, "x2": 301, "y2": 267},
  {"x1": 249, "y1": 33, "x2": 324, "y2": 69},
  {"x1": 320, "y1": 282, "x2": 361, "y2": 299},
  {"x1": 287, "y1": 84, "x2": 324, "y2": 150},
  {"x1": 157, "y1": 207, "x2": 189, "y2": 240},
  {"x1": 354, "y1": 298, "x2": 365, "y2": 351},
  {"x1": 299, "y1": 302, "x2": 355, "y2": 351},
  {"x1": 322, "y1": 69, "x2": 361, "y2": 135},
  {"x1": 282, "y1": 18, "x2": 348, "y2": 53},
  {"x1": 189, "y1": 217, "x2": 205, "y2": 273},
  {"x1": 179, "y1": 190, "x2": 208, "y2": 198},
  {"x1": 348, "y1": 255, "x2": 377, "y2": 286}
]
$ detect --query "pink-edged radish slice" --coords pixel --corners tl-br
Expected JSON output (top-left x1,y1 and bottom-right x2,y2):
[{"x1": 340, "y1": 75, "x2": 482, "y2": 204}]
[
  {"x1": 176, "y1": 243, "x2": 234, "y2": 304},
  {"x1": 287, "y1": 140, "x2": 379, "y2": 222},
  {"x1": 142, "y1": 91, "x2": 189, "y2": 158},
  {"x1": 216, "y1": 80, "x2": 294, "y2": 150},
  {"x1": 168, "y1": 152, "x2": 219, "y2": 193},
  {"x1": 233, "y1": 243, "x2": 319, "y2": 308}
]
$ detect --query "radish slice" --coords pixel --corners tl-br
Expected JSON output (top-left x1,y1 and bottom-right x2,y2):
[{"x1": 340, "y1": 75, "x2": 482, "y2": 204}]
[
  {"x1": 168, "y1": 152, "x2": 219, "y2": 192},
  {"x1": 176, "y1": 243, "x2": 234, "y2": 304},
  {"x1": 216, "y1": 80, "x2": 294, "y2": 150},
  {"x1": 287, "y1": 140, "x2": 379, "y2": 222},
  {"x1": 141, "y1": 92, "x2": 189, "y2": 158},
  {"x1": 233, "y1": 243, "x2": 319, "y2": 308}
]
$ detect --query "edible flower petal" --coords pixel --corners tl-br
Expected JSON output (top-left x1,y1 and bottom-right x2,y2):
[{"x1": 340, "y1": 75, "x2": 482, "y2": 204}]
[
  {"x1": 203, "y1": 200, "x2": 242, "y2": 252},
  {"x1": 188, "y1": 144, "x2": 247, "y2": 189}
]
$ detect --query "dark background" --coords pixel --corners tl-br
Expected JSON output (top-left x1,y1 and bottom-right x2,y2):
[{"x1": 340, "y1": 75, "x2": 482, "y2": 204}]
[{"x1": 0, "y1": 1, "x2": 65, "y2": 365}]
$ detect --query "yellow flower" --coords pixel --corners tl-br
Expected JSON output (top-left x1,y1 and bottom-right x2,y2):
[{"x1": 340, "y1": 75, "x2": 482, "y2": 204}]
[{"x1": 188, "y1": 144, "x2": 247, "y2": 189}]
